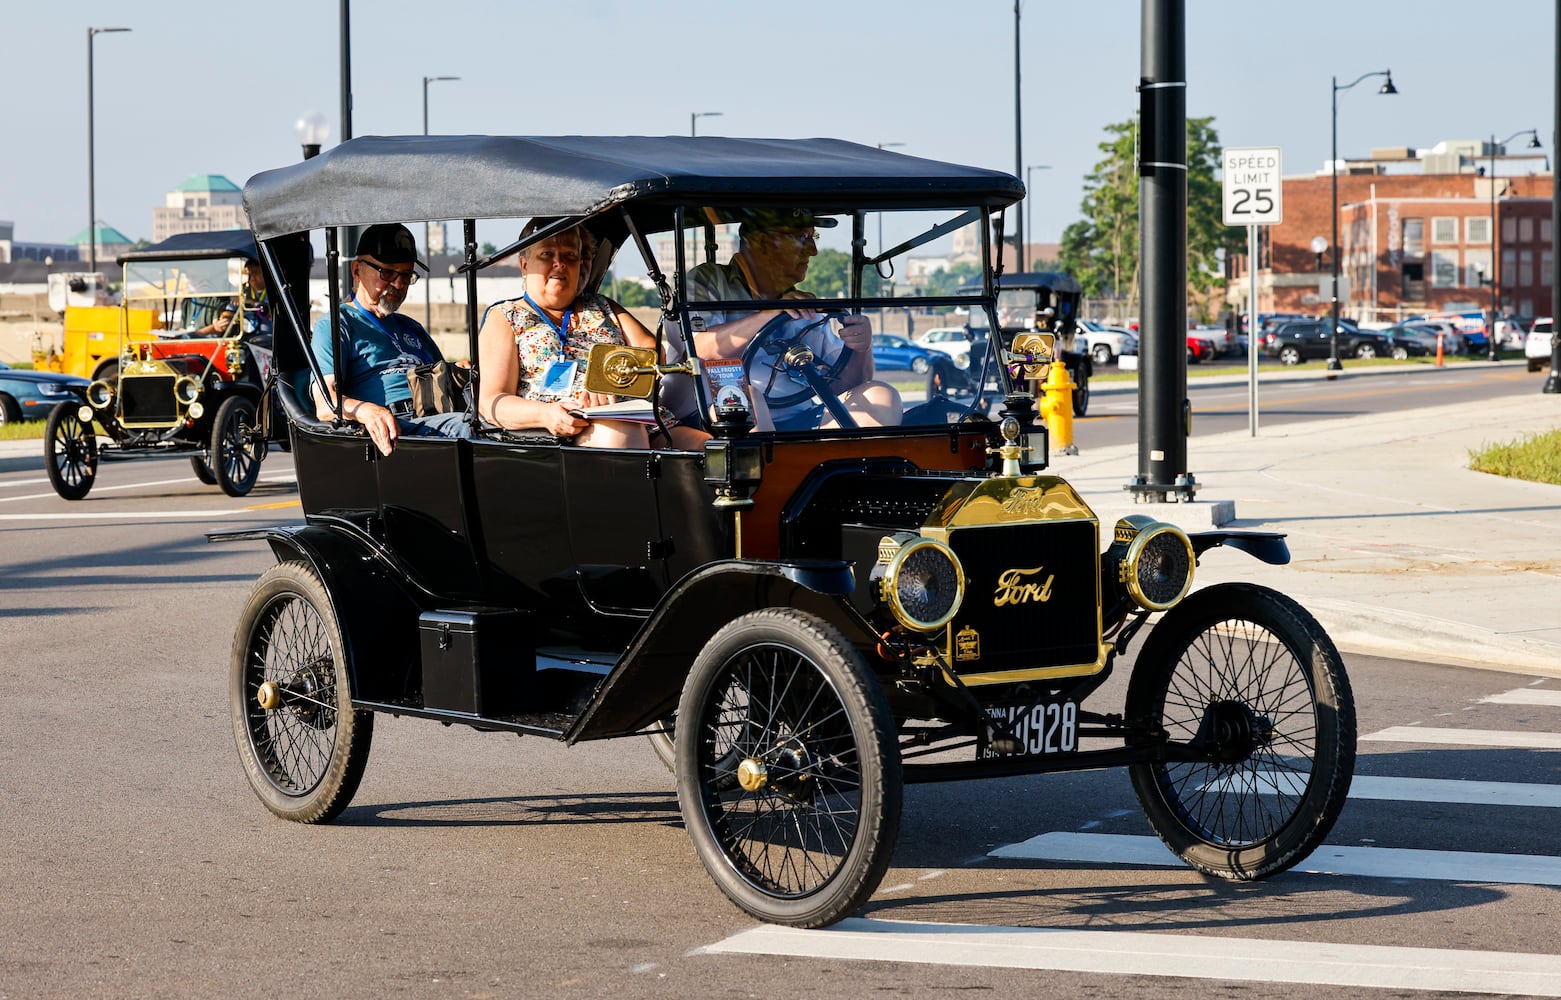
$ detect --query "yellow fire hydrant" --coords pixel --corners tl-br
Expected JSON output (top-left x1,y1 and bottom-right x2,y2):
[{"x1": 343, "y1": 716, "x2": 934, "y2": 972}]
[{"x1": 1037, "y1": 360, "x2": 1077, "y2": 455}]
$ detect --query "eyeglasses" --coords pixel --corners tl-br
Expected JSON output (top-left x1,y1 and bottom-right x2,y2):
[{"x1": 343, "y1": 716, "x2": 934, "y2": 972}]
[
  {"x1": 768, "y1": 229, "x2": 820, "y2": 246},
  {"x1": 359, "y1": 258, "x2": 419, "y2": 286}
]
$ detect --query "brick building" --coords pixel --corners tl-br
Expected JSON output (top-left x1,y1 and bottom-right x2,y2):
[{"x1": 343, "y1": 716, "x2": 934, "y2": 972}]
[{"x1": 1230, "y1": 140, "x2": 1552, "y2": 324}]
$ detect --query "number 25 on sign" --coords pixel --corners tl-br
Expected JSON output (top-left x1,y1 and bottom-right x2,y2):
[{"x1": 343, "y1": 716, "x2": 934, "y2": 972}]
[{"x1": 1222, "y1": 147, "x2": 1282, "y2": 226}]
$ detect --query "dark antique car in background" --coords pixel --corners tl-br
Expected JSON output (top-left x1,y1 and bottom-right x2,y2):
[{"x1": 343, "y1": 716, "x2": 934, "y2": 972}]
[
  {"x1": 214, "y1": 135, "x2": 1355, "y2": 929},
  {"x1": 44, "y1": 230, "x2": 279, "y2": 499}
]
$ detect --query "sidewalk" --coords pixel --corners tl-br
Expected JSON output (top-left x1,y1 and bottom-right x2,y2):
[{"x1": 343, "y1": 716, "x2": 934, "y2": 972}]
[
  {"x1": 1052, "y1": 365, "x2": 1561, "y2": 675},
  {"x1": 5, "y1": 367, "x2": 1558, "y2": 674}
]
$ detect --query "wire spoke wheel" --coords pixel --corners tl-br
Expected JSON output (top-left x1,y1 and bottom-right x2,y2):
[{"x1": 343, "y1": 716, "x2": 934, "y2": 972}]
[
  {"x1": 676, "y1": 609, "x2": 899, "y2": 928},
  {"x1": 231, "y1": 561, "x2": 371, "y2": 823},
  {"x1": 212, "y1": 396, "x2": 264, "y2": 497},
  {"x1": 1126, "y1": 583, "x2": 1355, "y2": 879},
  {"x1": 45, "y1": 403, "x2": 97, "y2": 501}
]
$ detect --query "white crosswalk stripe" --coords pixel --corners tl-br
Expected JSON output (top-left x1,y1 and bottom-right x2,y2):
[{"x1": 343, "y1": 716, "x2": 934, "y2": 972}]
[{"x1": 699, "y1": 681, "x2": 1561, "y2": 994}]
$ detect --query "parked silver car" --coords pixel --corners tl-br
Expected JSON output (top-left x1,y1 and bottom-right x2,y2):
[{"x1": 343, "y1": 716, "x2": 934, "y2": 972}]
[{"x1": 1078, "y1": 319, "x2": 1139, "y2": 366}]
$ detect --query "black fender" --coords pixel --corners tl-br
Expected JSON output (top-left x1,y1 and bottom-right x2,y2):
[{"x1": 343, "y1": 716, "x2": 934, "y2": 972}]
[
  {"x1": 1189, "y1": 529, "x2": 1290, "y2": 565},
  {"x1": 209, "y1": 523, "x2": 431, "y2": 702},
  {"x1": 565, "y1": 558, "x2": 865, "y2": 744}
]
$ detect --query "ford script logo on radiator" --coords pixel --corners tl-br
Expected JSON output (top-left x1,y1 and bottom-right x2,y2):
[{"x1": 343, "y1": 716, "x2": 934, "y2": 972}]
[{"x1": 993, "y1": 566, "x2": 1054, "y2": 606}]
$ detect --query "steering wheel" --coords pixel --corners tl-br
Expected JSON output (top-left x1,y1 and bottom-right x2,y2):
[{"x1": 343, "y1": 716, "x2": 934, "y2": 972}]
[{"x1": 739, "y1": 310, "x2": 858, "y2": 429}]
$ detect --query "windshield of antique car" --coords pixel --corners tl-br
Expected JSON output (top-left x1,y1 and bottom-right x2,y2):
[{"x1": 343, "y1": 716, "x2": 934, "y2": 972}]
[
  {"x1": 661, "y1": 205, "x2": 1009, "y2": 433},
  {"x1": 123, "y1": 257, "x2": 245, "y2": 334}
]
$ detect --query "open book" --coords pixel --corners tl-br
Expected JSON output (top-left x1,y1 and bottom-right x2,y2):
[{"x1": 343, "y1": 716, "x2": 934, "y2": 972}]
[{"x1": 570, "y1": 399, "x2": 658, "y2": 423}]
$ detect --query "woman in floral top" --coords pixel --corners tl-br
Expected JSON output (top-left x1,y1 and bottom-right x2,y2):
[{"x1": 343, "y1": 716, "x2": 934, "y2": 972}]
[{"x1": 478, "y1": 222, "x2": 660, "y2": 448}]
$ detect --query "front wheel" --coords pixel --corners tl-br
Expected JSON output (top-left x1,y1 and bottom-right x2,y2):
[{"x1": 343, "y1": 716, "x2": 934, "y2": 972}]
[
  {"x1": 1070, "y1": 368, "x2": 1089, "y2": 417},
  {"x1": 676, "y1": 608, "x2": 901, "y2": 928},
  {"x1": 231, "y1": 560, "x2": 373, "y2": 823},
  {"x1": 1091, "y1": 343, "x2": 1113, "y2": 366},
  {"x1": 911, "y1": 356, "x2": 930, "y2": 374},
  {"x1": 1278, "y1": 345, "x2": 1302, "y2": 366},
  {"x1": 1391, "y1": 346, "x2": 1409, "y2": 361},
  {"x1": 1125, "y1": 582, "x2": 1355, "y2": 880},
  {"x1": 211, "y1": 396, "x2": 264, "y2": 497},
  {"x1": 45, "y1": 403, "x2": 97, "y2": 500}
]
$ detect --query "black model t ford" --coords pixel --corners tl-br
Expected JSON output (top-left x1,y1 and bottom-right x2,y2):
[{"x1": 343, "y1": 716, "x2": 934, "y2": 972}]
[{"x1": 218, "y1": 136, "x2": 1354, "y2": 929}]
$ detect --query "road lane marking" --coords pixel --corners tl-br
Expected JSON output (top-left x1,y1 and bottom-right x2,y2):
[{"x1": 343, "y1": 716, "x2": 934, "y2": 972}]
[
  {"x1": 1363, "y1": 726, "x2": 1561, "y2": 749},
  {"x1": 988, "y1": 831, "x2": 1561, "y2": 885},
  {"x1": 1349, "y1": 775, "x2": 1561, "y2": 808},
  {"x1": 700, "y1": 918, "x2": 1561, "y2": 995},
  {"x1": 1483, "y1": 688, "x2": 1561, "y2": 707}
]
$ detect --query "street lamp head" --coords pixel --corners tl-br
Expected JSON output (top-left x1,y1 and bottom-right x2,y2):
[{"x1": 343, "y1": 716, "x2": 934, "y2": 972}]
[
  {"x1": 1525, "y1": 132, "x2": 1543, "y2": 150},
  {"x1": 295, "y1": 111, "x2": 330, "y2": 159},
  {"x1": 424, "y1": 75, "x2": 460, "y2": 86},
  {"x1": 1377, "y1": 72, "x2": 1397, "y2": 95},
  {"x1": 90, "y1": 26, "x2": 131, "y2": 36},
  {"x1": 1310, "y1": 236, "x2": 1328, "y2": 255}
]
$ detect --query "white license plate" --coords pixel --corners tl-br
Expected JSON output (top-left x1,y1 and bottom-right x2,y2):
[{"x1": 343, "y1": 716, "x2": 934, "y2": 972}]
[{"x1": 979, "y1": 701, "x2": 1078, "y2": 758}]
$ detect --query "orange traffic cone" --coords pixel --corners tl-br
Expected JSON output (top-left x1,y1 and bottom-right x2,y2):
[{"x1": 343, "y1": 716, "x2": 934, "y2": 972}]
[{"x1": 1435, "y1": 333, "x2": 1444, "y2": 367}]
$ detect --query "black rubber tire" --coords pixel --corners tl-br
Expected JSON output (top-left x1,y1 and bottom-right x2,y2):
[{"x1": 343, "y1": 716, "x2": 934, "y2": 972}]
[
  {"x1": 911, "y1": 356, "x2": 930, "y2": 374},
  {"x1": 1091, "y1": 343, "x2": 1113, "y2": 366},
  {"x1": 90, "y1": 359, "x2": 120, "y2": 384},
  {"x1": 1355, "y1": 343, "x2": 1378, "y2": 359},
  {"x1": 675, "y1": 608, "x2": 901, "y2": 928},
  {"x1": 1071, "y1": 369, "x2": 1089, "y2": 417},
  {"x1": 1529, "y1": 359, "x2": 1544, "y2": 372},
  {"x1": 211, "y1": 396, "x2": 264, "y2": 497},
  {"x1": 190, "y1": 456, "x2": 218, "y2": 485},
  {"x1": 648, "y1": 716, "x2": 677, "y2": 773},
  {"x1": 925, "y1": 357, "x2": 975, "y2": 406},
  {"x1": 0, "y1": 394, "x2": 19, "y2": 426},
  {"x1": 1278, "y1": 345, "x2": 1302, "y2": 366},
  {"x1": 45, "y1": 402, "x2": 97, "y2": 501},
  {"x1": 1391, "y1": 347, "x2": 1409, "y2": 361},
  {"x1": 1125, "y1": 582, "x2": 1355, "y2": 880},
  {"x1": 231, "y1": 560, "x2": 373, "y2": 823}
]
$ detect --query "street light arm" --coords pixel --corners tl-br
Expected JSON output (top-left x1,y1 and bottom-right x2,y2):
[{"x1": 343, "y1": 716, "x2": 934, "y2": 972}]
[{"x1": 1334, "y1": 68, "x2": 1393, "y2": 94}]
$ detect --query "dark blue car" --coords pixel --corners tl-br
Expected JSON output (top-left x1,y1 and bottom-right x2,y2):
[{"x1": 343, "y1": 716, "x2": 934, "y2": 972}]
[
  {"x1": 0, "y1": 361, "x2": 88, "y2": 426},
  {"x1": 871, "y1": 333, "x2": 940, "y2": 374}
]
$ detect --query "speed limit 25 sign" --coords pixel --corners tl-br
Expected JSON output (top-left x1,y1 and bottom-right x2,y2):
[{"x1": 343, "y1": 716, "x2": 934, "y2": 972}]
[{"x1": 1222, "y1": 147, "x2": 1282, "y2": 226}]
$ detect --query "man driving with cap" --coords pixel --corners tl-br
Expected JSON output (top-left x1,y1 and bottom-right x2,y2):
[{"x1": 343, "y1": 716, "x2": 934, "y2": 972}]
[
  {"x1": 310, "y1": 222, "x2": 471, "y2": 454},
  {"x1": 686, "y1": 208, "x2": 900, "y2": 430}
]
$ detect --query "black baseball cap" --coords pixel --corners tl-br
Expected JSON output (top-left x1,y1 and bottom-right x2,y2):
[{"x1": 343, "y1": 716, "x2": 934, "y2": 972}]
[
  {"x1": 727, "y1": 208, "x2": 839, "y2": 231},
  {"x1": 355, "y1": 223, "x2": 427, "y2": 271}
]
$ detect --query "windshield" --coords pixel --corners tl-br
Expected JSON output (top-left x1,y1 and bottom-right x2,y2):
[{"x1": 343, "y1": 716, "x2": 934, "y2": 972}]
[
  {"x1": 658, "y1": 205, "x2": 1017, "y2": 433},
  {"x1": 122, "y1": 256, "x2": 262, "y2": 335}
]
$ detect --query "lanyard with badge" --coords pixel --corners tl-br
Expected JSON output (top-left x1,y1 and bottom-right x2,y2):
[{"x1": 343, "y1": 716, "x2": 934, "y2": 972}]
[
  {"x1": 522, "y1": 292, "x2": 578, "y2": 396},
  {"x1": 347, "y1": 299, "x2": 431, "y2": 362}
]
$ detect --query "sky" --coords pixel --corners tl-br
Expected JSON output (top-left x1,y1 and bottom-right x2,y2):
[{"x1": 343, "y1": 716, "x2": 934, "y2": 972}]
[{"x1": 3, "y1": 0, "x2": 1554, "y2": 259}]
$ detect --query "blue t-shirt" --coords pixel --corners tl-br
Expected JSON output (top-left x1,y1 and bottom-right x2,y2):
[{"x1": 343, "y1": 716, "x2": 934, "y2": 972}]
[{"x1": 310, "y1": 302, "x2": 441, "y2": 407}]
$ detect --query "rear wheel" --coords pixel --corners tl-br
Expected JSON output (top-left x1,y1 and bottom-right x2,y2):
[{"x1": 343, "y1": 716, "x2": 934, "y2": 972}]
[
  {"x1": 231, "y1": 560, "x2": 373, "y2": 823},
  {"x1": 190, "y1": 456, "x2": 218, "y2": 485},
  {"x1": 1278, "y1": 345, "x2": 1302, "y2": 366},
  {"x1": 1126, "y1": 583, "x2": 1355, "y2": 880},
  {"x1": 0, "y1": 394, "x2": 19, "y2": 426},
  {"x1": 1355, "y1": 343, "x2": 1378, "y2": 359},
  {"x1": 1391, "y1": 346, "x2": 1409, "y2": 361},
  {"x1": 45, "y1": 403, "x2": 97, "y2": 500},
  {"x1": 1091, "y1": 343, "x2": 1113, "y2": 366},
  {"x1": 911, "y1": 356, "x2": 930, "y2": 374},
  {"x1": 676, "y1": 608, "x2": 901, "y2": 928},
  {"x1": 211, "y1": 396, "x2": 264, "y2": 496},
  {"x1": 1070, "y1": 367, "x2": 1089, "y2": 417}
]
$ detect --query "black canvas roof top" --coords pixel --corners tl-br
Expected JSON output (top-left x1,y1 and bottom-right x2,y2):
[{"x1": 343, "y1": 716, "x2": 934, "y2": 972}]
[
  {"x1": 242, "y1": 135, "x2": 1025, "y2": 240},
  {"x1": 118, "y1": 229, "x2": 258, "y2": 264}
]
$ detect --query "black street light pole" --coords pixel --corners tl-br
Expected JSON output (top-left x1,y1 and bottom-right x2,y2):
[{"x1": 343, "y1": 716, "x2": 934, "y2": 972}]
[
  {"x1": 86, "y1": 25, "x2": 130, "y2": 277},
  {"x1": 423, "y1": 75, "x2": 459, "y2": 333},
  {"x1": 1549, "y1": 5, "x2": 1561, "y2": 394},
  {"x1": 1013, "y1": 1, "x2": 1024, "y2": 273},
  {"x1": 1329, "y1": 68, "x2": 1396, "y2": 373},
  {"x1": 690, "y1": 111, "x2": 722, "y2": 137},
  {"x1": 1025, "y1": 164, "x2": 1051, "y2": 266},
  {"x1": 1485, "y1": 129, "x2": 1541, "y2": 361}
]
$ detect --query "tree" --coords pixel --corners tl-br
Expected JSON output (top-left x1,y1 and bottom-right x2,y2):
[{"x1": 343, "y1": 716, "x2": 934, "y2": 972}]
[
  {"x1": 920, "y1": 260, "x2": 982, "y2": 297},
  {"x1": 799, "y1": 249, "x2": 883, "y2": 298},
  {"x1": 1059, "y1": 116, "x2": 1239, "y2": 304},
  {"x1": 608, "y1": 278, "x2": 660, "y2": 309}
]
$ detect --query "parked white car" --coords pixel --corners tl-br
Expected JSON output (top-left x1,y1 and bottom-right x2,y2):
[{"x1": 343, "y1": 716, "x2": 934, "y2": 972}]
[
  {"x1": 1526, "y1": 318, "x2": 1554, "y2": 372},
  {"x1": 1078, "y1": 320, "x2": 1139, "y2": 366},
  {"x1": 914, "y1": 326, "x2": 974, "y2": 368}
]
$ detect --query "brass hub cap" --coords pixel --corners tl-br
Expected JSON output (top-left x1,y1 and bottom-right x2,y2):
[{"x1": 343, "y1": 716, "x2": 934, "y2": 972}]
[
  {"x1": 736, "y1": 758, "x2": 769, "y2": 792},
  {"x1": 255, "y1": 680, "x2": 282, "y2": 711}
]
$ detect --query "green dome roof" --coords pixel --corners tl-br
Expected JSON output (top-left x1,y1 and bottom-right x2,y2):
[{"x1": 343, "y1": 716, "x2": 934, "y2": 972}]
[{"x1": 174, "y1": 174, "x2": 241, "y2": 193}]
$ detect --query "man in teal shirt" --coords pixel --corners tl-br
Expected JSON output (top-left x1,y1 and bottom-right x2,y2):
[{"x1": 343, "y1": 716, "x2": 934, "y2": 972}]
[{"x1": 310, "y1": 223, "x2": 470, "y2": 455}]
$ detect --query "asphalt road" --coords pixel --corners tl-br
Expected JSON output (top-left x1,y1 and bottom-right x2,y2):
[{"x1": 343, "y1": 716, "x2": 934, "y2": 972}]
[{"x1": 2, "y1": 375, "x2": 1559, "y2": 998}]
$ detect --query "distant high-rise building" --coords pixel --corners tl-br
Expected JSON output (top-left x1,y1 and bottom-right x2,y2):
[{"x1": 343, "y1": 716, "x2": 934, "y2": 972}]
[{"x1": 152, "y1": 174, "x2": 247, "y2": 242}]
